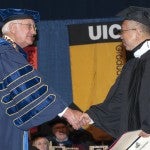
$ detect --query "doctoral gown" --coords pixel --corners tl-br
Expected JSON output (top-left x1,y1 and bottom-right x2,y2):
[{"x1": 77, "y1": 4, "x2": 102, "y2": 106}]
[
  {"x1": 86, "y1": 40, "x2": 150, "y2": 138},
  {"x1": 0, "y1": 38, "x2": 68, "y2": 150}
]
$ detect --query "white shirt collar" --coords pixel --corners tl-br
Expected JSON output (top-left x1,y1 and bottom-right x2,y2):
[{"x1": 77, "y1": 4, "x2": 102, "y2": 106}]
[{"x1": 134, "y1": 40, "x2": 150, "y2": 58}]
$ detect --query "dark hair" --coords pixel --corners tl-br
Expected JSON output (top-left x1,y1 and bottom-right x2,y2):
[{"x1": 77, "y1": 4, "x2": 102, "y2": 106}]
[
  {"x1": 31, "y1": 133, "x2": 48, "y2": 141},
  {"x1": 49, "y1": 117, "x2": 68, "y2": 128}
]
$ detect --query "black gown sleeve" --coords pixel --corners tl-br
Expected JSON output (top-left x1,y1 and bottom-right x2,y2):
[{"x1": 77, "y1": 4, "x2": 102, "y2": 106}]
[{"x1": 86, "y1": 74, "x2": 123, "y2": 138}]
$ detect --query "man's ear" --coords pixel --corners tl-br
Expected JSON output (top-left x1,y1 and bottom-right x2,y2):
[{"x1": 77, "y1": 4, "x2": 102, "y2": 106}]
[
  {"x1": 135, "y1": 28, "x2": 142, "y2": 41},
  {"x1": 9, "y1": 23, "x2": 17, "y2": 34},
  {"x1": 136, "y1": 26, "x2": 144, "y2": 36}
]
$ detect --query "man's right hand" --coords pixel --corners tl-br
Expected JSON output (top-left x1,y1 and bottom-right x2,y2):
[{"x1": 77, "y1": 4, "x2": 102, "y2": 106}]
[
  {"x1": 79, "y1": 113, "x2": 93, "y2": 126},
  {"x1": 62, "y1": 108, "x2": 83, "y2": 130}
]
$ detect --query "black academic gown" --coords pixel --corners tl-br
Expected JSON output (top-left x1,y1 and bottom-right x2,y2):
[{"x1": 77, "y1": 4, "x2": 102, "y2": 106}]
[{"x1": 86, "y1": 40, "x2": 150, "y2": 138}]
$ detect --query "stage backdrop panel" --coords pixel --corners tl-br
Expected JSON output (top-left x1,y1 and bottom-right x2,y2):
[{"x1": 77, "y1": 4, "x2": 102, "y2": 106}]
[
  {"x1": 37, "y1": 18, "x2": 126, "y2": 111},
  {"x1": 68, "y1": 21, "x2": 126, "y2": 111}
]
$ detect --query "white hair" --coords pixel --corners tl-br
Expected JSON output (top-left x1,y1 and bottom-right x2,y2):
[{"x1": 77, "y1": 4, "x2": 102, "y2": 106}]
[{"x1": 2, "y1": 20, "x2": 19, "y2": 35}]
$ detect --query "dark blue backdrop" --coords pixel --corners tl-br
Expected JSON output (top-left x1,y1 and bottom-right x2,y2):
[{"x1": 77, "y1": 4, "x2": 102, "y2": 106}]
[
  {"x1": 37, "y1": 17, "x2": 121, "y2": 105},
  {"x1": 0, "y1": 0, "x2": 150, "y2": 20}
]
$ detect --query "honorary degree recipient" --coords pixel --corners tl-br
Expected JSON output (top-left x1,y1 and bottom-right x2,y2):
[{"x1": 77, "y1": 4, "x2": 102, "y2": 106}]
[{"x1": 80, "y1": 6, "x2": 150, "y2": 139}]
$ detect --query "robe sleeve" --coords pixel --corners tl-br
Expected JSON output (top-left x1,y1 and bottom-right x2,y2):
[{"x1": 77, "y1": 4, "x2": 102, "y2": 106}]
[
  {"x1": 0, "y1": 43, "x2": 68, "y2": 131},
  {"x1": 86, "y1": 73, "x2": 124, "y2": 138},
  {"x1": 139, "y1": 54, "x2": 150, "y2": 133}
]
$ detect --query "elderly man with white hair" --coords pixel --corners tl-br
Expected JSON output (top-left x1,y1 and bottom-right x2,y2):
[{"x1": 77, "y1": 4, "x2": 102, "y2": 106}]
[{"x1": 0, "y1": 8, "x2": 82, "y2": 150}]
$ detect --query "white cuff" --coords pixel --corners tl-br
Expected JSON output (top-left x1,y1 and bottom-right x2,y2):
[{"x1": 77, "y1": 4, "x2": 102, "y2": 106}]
[
  {"x1": 89, "y1": 119, "x2": 94, "y2": 124},
  {"x1": 58, "y1": 107, "x2": 68, "y2": 117}
]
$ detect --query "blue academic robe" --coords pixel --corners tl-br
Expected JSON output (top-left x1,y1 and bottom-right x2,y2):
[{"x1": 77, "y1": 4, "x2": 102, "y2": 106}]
[{"x1": 0, "y1": 38, "x2": 68, "y2": 150}]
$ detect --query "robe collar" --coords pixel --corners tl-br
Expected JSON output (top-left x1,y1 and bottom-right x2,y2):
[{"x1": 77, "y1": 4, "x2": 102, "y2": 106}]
[
  {"x1": 56, "y1": 137, "x2": 69, "y2": 143},
  {"x1": 3, "y1": 35, "x2": 17, "y2": 48},
  {"x1": 134, "y1": 40, "x2": 150, "y2": 58},
  {"x1": 3, "y1": 35, "x2": 28, "y2": 60}
]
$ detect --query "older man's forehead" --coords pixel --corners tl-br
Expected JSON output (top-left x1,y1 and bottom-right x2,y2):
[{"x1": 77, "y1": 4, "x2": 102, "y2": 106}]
[{"x1": 17, "y1": 18, "x2": 35, "y2": 23}]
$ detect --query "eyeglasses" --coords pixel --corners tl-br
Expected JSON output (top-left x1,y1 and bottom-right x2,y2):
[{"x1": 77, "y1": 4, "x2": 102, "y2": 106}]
[
  {"x1": 116, "y1": 28, "x2": 136, "y2": 35},
  {"x1": 13, "y1": 22, "x2": 37, "y2": 31}
]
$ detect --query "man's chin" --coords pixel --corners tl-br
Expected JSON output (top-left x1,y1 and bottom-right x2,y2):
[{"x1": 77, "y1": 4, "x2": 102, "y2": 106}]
[
  {"x1": 123, "y1": 45, "x2": 130, "y2": 51},
  {"x1": 27, "y1": 41, "x2": 34, "y2": 46}
]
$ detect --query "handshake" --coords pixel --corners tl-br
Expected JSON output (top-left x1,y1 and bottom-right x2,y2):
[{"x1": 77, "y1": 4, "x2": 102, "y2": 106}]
[{"x1": 62, "y1": 108, "x2": 93, "y2": 130}]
